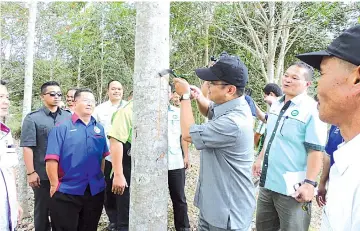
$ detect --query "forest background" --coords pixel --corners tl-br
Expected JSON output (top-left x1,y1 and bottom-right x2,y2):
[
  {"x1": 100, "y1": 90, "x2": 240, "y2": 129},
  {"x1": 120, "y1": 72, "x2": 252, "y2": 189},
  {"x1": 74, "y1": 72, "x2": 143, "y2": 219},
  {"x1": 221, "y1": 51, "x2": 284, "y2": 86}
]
[{"x1": 1, "y1": 1, "x2": 360, "y2": 136}]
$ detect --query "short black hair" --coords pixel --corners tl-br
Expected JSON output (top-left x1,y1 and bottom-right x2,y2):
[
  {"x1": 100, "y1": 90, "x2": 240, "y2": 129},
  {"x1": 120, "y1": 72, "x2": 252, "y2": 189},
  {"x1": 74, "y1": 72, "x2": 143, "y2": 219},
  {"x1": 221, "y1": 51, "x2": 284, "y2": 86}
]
[
  {"x1": 263, "y1": 83, "x2": 283, "y2": 97},
  {"x1": 235, "y1": 87, "x2": 244, "y2": 97},
  {"x1": 40, "y1": 81, "x2": 60, "y2": 94},
  {"x1": 107, "y1": 80, "x2": 121, "y2": 89},
  {"x1": 0, "y1": 80, "x2": 8, "y2": 86},
  {"x1": 74, "y1": 88, "x2": 93, "y2": 101},
  {"x1": 67, "y1": 87, "x2": 79, "y2": 94},
  {"x1": 291, "y1": 61, "x2": 314, "y2": 81}
]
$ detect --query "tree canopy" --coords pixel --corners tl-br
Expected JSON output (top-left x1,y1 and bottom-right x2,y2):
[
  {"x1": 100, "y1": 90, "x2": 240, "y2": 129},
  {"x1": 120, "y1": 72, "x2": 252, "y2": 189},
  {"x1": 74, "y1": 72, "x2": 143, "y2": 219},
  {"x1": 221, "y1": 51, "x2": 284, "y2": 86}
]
[{"x1": 1, "y1": 1, "x2": 359, "y2": 136}]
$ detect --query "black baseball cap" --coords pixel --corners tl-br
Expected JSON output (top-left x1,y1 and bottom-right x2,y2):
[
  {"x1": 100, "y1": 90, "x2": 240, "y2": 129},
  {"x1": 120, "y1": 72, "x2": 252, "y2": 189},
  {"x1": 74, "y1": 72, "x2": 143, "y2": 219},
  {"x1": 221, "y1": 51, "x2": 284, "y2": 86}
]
[
  {"x1": 296, "y1": 25, "x2": 360, "y2": 70},
  {"x1": 195, "y1": 52, "x2": 248, "y2": 88}
]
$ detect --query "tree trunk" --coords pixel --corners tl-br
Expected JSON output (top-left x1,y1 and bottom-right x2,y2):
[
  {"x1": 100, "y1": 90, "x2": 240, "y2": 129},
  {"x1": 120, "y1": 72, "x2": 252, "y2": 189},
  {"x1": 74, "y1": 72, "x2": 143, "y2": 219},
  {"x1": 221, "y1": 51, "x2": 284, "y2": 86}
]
[
  {"x1": 76, "y1": 51, "x2": 82, "y2": 87},
  {"x1": 99, "y1": 5, "x2": 105, "y2": 103},
  {"x1": 129, "y1": 2, "x2": 170, "y2": 230},
  {"x1": 266, "y1": 2, "x2": 276, "y2": 83},
  {"x1": 20, "y1": 0, "x2": 37, "y2": 217}
]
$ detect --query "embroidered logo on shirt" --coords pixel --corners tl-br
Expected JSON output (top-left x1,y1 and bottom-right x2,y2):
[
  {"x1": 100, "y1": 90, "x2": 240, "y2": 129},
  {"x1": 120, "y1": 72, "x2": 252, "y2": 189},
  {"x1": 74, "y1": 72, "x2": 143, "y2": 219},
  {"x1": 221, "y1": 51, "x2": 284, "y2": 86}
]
[
  {"x1": 94, "y1": 126, "x2": 100, "y2": 134},
  {"x1": 291, "y1": 110, "x2": 299, "y2": 116}
]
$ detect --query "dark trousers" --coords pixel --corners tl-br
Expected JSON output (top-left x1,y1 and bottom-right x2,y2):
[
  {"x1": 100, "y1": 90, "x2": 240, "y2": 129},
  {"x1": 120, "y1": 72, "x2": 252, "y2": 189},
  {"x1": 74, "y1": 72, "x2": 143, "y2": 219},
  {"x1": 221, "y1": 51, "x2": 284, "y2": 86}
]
[
  {"x1": 115, "y1": 150, "x2": 131, "y2": 230},
  {"x1": 168, "y1": 168, "x2": 190, "y2": 231},
  {"x1": 104, "y1": 160, "x2": 117, "y2": 224},
  {"x1": 33, "y1": 180, "x2": 54, "y2": 231},
  {"x1": 49, "y1": 186, "x2": 105, "y2": 231}
]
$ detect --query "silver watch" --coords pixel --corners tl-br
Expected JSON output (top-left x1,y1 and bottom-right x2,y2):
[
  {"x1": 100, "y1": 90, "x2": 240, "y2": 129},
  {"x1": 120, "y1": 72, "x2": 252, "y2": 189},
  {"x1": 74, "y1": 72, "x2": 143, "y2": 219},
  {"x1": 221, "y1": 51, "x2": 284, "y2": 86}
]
[{"x1": 180, "y1": 92, "x2": 190, "y2": 101}]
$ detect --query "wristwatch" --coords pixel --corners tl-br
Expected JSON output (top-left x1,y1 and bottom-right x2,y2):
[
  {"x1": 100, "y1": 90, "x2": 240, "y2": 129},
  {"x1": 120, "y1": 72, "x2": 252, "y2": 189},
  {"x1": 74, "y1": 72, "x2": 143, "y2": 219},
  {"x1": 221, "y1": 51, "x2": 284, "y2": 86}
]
[
  {"x1": 180, "y1": 92, "x2": 190, "y2": 101},
  {"x1": 304, "y1": 179, "x2": 318, "y2": 188}
]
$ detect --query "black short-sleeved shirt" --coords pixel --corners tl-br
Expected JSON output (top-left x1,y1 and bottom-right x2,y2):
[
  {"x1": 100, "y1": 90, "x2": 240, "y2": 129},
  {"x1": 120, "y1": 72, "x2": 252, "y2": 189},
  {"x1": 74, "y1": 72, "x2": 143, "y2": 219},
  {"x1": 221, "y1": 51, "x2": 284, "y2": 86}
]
[{"x1": 20, "y1": 106, "x2": 71, "y2": 180}]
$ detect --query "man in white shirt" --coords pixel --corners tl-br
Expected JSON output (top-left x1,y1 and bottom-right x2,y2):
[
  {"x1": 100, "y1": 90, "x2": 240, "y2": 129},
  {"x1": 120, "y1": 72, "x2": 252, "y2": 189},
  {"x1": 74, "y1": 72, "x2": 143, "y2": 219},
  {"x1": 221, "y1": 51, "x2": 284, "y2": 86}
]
[
  {"x1": 168, "y1": 85, "x2": 190, "y2": 231},
  {"x1": 93, "y1": 80, "x2": 127, "y2": 231},
  {"x1": 297, "y1": 25, "x2": 360, "y2": 231},
  {"x1": 0, "y1": 80, "x2": 22, "y2": 230}
]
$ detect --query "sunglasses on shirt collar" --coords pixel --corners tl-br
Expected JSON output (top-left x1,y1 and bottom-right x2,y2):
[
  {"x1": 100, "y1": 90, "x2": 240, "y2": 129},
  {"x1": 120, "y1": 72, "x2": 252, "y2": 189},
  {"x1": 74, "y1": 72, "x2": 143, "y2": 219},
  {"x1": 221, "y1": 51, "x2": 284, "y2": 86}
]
[{"x1": 44, "y1": 91, "x2": 62, "y2": 97}]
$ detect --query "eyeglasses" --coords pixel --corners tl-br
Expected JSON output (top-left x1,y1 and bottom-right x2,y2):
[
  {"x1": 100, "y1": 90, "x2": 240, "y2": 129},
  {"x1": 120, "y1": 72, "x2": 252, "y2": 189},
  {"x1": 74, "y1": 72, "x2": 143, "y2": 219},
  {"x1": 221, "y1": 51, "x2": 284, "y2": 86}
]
[
  {"x1": 44, "y1": 91, "x2": 62, "y2": 97},
  {"x1": 208, "y1": 81, "x2": 230, "y2": 86},
  {"x1": 76, "y1": 98, "x2": 96, "y2": 104}
]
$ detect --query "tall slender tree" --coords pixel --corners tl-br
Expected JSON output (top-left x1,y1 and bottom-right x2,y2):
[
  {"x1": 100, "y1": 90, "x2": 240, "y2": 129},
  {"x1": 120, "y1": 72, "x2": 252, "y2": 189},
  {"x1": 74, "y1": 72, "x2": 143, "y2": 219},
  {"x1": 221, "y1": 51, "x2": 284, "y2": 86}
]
[
  {"x1": 20, "y1": 0, "x2": 37, "y2": 217},
  {"x1": 129, "y1": 2, "x2": 170, "y2": 230}
]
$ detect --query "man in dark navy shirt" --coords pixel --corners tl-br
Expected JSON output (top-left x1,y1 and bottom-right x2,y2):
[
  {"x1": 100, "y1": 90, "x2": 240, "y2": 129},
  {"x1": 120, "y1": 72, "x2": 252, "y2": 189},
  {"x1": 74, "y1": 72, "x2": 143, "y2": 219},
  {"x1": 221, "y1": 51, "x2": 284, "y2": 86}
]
[
  {"x1": 20, "y1": 81, "x2": 71, "y2": 231},
  {"x1": 45, "y1": 89, "x2": 109, "y2": 231},
  {"x1": 316, "y1": 125, "x2": 343, "y2": 207}
]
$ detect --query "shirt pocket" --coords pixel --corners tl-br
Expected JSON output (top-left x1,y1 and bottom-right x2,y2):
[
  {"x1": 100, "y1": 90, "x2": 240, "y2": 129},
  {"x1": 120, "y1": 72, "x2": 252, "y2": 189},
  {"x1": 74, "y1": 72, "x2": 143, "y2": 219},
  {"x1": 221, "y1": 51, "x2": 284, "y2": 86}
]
[
  {"x1": 90, "y1": 133, "x2": 107, "y2": 155},
  {"x1": 38, "y1": 125, "x2": 51, "y2": 136},
  {"x1": 279, "y1": 117, "x2": 304, "y2": 140}
]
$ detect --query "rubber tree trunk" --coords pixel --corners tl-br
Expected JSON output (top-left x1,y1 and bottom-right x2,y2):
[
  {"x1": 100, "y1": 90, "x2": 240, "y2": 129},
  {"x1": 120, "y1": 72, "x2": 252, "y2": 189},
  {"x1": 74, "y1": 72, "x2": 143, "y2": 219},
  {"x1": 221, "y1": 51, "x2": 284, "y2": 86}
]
[{"x1": 129, "y1": 2, "x2": 170, "y2": 231}]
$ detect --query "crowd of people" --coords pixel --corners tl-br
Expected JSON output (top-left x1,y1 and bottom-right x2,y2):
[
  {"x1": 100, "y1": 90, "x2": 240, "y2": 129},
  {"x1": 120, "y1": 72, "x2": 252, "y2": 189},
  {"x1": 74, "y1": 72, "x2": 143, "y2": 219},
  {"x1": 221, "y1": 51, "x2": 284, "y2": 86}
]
[{"x1": 0, "y1": 25, "x2": 359, "y2": 231}]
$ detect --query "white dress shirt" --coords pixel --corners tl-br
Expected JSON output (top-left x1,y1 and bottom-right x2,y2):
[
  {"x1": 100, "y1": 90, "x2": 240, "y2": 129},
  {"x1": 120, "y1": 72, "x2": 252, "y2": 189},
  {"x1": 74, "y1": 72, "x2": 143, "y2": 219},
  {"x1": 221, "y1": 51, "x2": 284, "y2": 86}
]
[
  {"x1": 93, "y1": 100, "x2": 127, "y2": 162},
  {"x1": 0, "y1": 127, "x2": 18, "y2": 231},
  {"x1": 321, "y1": 133, "x2": 360, "y2": 231},
  {"x1": 168, "y1": 105, "x2": 184, "y2": 170}
]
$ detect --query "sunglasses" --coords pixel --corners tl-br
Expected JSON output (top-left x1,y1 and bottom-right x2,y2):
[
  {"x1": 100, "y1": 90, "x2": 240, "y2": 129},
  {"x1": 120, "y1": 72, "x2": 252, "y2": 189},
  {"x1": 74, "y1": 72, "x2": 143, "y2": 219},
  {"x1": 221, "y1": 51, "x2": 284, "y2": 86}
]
[{"x1": 44, "y1": 91, "x2": 62, "y2": 97}]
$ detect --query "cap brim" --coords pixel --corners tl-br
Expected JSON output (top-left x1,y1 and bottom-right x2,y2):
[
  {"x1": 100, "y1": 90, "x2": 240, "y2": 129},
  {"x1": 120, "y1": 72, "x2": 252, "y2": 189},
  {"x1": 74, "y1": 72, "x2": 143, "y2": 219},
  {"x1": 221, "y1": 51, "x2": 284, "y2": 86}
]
[
  {"x1": 296, "y1": 50, "x2": 331, "y2": 70},
  {"x1": 195, "y1": 68, "x2": 221, "y2": 81}
]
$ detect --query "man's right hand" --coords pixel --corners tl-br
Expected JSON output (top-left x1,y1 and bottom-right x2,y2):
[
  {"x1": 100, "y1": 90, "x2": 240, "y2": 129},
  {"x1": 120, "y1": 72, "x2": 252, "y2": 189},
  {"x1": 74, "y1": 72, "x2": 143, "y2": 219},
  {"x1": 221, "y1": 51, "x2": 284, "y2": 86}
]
[
  {"x1": 50, "y1": 185, "x2": 57, "y2": 197},
  {"x1": 112, "y1": 174, "x2": 128, "y2": 195},
  {"x1": 27, "y1": 172, "x2": 40, "y2": 188},
  {"x1": 316, "y1": 182, "x2": 327, "y2": 207},
  {"x1": 189, "y1": 85, "x2": 202, "y2": 100},
  {"x1": 252, "y1": 158, "x2": 263, "y2": 177}
]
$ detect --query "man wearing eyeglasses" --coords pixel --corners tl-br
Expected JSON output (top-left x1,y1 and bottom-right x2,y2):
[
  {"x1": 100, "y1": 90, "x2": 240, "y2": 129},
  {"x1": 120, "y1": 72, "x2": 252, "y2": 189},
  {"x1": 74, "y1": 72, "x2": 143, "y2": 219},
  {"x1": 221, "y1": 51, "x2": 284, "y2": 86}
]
[
  {"x1": 20, "y1": 81, "x2": 71, "y2": 231},
  {"x1": 174, "y1": 52, "x2": 256, "y2": 231},
  {"x1": 253, "y1": 62, "x2": 328, "y2": 231},
  {"x1": 45, "y1": 88, "x2": 108, "y2": 231}
]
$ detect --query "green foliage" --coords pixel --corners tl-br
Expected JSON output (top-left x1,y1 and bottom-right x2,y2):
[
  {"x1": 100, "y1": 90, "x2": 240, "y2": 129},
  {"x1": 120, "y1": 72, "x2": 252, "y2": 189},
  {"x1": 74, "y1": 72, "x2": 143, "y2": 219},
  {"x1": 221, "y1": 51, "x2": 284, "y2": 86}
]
[{"x1": 1, "y1": 2, "x2": 359, "y2": 131}]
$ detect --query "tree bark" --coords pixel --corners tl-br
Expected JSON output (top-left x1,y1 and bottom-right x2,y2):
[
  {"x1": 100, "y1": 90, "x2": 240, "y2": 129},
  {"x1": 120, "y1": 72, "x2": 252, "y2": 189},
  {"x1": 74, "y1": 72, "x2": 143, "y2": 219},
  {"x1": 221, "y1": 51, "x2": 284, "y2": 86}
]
[
  {"x1": 129, "y1": 2, "x2": 170, "y2": 230},
  {"x1": 20, "y1": 0, "x2": 37, "y2": 217}
]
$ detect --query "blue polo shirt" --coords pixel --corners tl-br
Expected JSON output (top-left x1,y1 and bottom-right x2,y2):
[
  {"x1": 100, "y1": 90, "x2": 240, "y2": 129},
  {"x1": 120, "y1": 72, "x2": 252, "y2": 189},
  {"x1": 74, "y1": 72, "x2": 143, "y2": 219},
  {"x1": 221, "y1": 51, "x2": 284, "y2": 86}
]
[
  {"x1": 45, "y1": 113, "x2": 109, "y2": 196},
  {"x1": 245, "y1": 95, "x2": 256, "y2": 117},
  {"x1": 325, "y1": 125, "x2": 343, "y2": 167}
]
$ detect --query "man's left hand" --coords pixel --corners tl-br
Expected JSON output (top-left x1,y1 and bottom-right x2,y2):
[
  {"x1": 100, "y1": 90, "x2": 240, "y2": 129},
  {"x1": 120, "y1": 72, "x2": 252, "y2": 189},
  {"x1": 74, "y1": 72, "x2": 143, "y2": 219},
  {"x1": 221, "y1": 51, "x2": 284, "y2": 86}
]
[
  {"x1": 173, "y1": 78, "x2": 190, "y2": 96},
  {"x1": 292, "y1": 183, "x2": 315, "y2": 203},
  {"x1": 17, "y1": 202, "x2": 23, "y2": 225}
]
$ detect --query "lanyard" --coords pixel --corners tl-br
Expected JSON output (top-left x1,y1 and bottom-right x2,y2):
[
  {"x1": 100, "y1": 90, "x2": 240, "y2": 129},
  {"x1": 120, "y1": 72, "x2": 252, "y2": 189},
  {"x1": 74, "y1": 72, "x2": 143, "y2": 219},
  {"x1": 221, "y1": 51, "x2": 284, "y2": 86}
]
[{"x1": 0, "y1": 168, "x2": 12, "y2": 231}]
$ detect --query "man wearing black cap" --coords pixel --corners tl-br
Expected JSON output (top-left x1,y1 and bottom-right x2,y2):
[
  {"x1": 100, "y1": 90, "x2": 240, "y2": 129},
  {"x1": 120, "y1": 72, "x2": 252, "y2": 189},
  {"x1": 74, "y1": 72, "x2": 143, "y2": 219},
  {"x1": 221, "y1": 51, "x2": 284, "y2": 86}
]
[
  {"x1": 297, "y1": 25, "x2": 360, "y2": 231},
  {"x1": 174, "y1": 52, "x2": 255, "y2": 231}
]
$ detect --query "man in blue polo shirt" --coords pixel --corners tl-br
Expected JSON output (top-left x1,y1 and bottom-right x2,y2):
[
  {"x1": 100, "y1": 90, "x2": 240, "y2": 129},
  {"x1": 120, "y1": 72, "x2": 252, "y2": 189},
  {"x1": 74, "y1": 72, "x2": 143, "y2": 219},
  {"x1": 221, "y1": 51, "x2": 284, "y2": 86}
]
[
  {"x1": 45, "y1": 88, "x2": 109, "y2": 231},
  {"x1": 316, "y1": 125, "x2": 343, "y2": 207}
]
